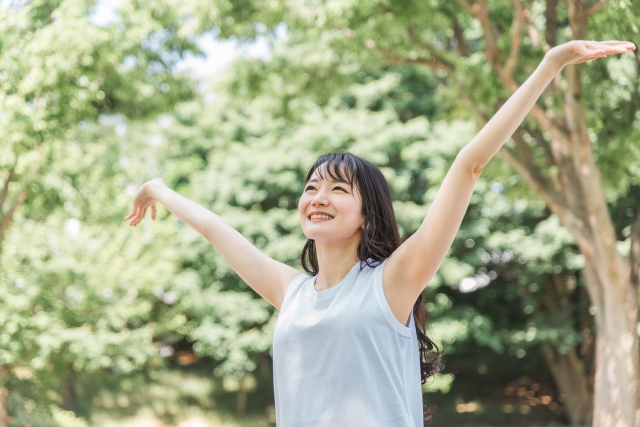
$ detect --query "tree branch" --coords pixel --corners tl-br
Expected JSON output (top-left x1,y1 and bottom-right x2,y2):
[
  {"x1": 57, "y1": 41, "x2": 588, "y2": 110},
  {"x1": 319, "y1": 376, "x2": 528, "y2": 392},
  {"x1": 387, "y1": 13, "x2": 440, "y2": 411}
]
[
  {"x1": 630, "y1": 211, "x2": 640, "y2": 293},
  {"x1": 496, "y1": 142, "x2": 551, "y2": 211},
  {"x1": 459, "y1": 0, "x2": 570, "y2": 143},
  {"x1": 511, "y1": 128, "x2": 563, "y2": 197},
  {"x1": 378, "y1": 48, "x2": 453, "y2": 74},
  {"x1": 467, "y1": 0, "x2": 503, "y2": 69},
  {"x1": 0, "y1": 188, "x2": 28, "y2": 257},
  {"x1": 502, "y1": 0, "x2": 526, "y2": 81},
  {"x1": 461, "y1": 0, "x2": 570, "y2": 149},
  {"x1": 550, "y1": 271, "x2": 570, "y2": 307},
  {"x1": 498, "y1": 141, "x2": 594, "y2": 255},
  {"x1": 0, "y1": 168, "x2": 14, "y2": 213},
  {"x1": 587, "y1": 0, "x2": 608, "y2": 16},
  {"x1": 545, "y1": 0, "x2": 559, "y2": 48},
  {"x1": 522, "y1": 125, "x2": 561, "y2": 181},
  {"x1": 448, "y1": 2, "x2": 593, "y2": 254},
  {"x1": 563, "y1": 2, "x2": 619, "y2": 267},
  {"x1": 499, "y1": 71, "x2": 570, "y2": 143},
  {"x1": 568, "y1": 0, "x2": 589, "y2": 40},
  {"x1": 634, "y1": 49, "x2": 640, "y2": 95},
  {"x1": 406, "y1": 26, "x2": 456, "y2": 73},
  {"x1": 444, "y1": 8, "x2": 470, "y2": 57},
  {"x1": 456, "y1": 0, "x2": 474, "y2": 14},
  {"x1": 459, "y1": 81, "x2": 593, "y2": 255},
  {"x1": 522, "y1": 6, "x2": 546, "y2": 50},
  {"x1": 466, "y1": 97, "x2": 573, "y2": 227},
  {"x1": 522, "y1": 125, "x2": 552, "y2": 157}
]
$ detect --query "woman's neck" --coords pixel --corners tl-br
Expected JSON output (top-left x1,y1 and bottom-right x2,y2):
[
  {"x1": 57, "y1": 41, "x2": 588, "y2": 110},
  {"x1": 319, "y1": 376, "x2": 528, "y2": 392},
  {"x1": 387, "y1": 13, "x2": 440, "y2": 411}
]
[{"x1": 313, "y1": 235, "x2": 361, "y2": 291}]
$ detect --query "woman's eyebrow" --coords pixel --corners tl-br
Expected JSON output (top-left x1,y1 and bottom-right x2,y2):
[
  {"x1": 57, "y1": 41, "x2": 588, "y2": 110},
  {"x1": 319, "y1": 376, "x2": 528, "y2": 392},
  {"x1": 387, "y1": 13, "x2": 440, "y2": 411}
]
[{"x1": 307, "y1": 178, "x2": 350, "y2": 184}]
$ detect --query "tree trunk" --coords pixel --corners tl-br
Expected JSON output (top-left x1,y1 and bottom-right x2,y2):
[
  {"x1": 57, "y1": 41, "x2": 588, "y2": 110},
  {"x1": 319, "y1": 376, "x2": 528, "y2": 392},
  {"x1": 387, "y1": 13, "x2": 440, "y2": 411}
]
[
  {"x1": 0, "y1": 366, "x2": 9, "y2": 427},
  {"x1": 63, "y1": 365, "x2": 76, "y2": 412},
  {"x1": 584, "y1": 263, "x2": 640, "y2": 427},
  {"x1": 564, "y1": 3, "x2": 640, "y2": 425},
  {"x1": 542, "y1": 344, "x2": 593, "y2": 425},
  {"x1": 0, "y1": 389, "x2": 7, "y2": 427},
  {"x1": 236, "y1": 379, "x2": 247, "y2": 416},
  {"x1": 0, "y1": 168, "x2": 27, "y2": 259},
  {"x1": 539, "y1": 271, "x2": 595, "y2": 426}
]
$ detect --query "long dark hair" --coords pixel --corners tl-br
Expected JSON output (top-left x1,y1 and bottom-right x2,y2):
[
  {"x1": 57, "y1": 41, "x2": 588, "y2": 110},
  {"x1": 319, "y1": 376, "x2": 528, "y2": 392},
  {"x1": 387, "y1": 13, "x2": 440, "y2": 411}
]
[{"x1": 300, "y1": 152, "x2": 443, "y2": 421}]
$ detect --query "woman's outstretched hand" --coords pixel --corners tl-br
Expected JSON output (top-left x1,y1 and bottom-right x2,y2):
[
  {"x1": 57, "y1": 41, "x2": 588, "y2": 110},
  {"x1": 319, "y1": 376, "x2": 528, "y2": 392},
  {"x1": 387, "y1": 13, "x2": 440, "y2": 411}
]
[
  {"x1": 123, "y1": 178, "x2": 165, "y2": 227},
  {"x1": 545, "y1": 40, "x2": 635, "y2": 69}
]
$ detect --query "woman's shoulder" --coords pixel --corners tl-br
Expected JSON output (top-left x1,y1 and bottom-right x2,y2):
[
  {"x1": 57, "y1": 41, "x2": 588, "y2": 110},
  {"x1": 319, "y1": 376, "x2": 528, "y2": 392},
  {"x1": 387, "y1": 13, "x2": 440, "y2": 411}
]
[{"x1": 278, "y1": 271, "x2": 312, "y2": 308}]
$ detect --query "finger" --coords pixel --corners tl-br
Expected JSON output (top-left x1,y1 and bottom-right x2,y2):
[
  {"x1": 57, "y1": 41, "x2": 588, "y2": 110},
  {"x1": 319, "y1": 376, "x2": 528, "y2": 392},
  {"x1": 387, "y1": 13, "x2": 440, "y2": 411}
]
[
  {"x1": 127, "y1": 209, "x2": 137, "y2": 225},
  {"x1": 131, "y1": 207, "x2": 143, "y2": 226},
  {"x1": 586, "y1": 48, "x2": 610, "y2": 61},
  {"x1": 581, "y1": 42, "x2": 605, "y2": 54},
  {"x1": 575, "y1": 54, "x2": 604, "y2": 64},
  {"x1": 579, "y1": 50, "x2": 606, "y2": 63},
  {"x1": 151, "y1": 203, "x2": 157, "y2": 220},
  {"x1": 601, "y1": 46, "x2": 632, "y2": 54},
  {"x1": 597, "y1": 40, "x2": 636, "y2": 47},
  {"x1": 584, "y1": 41, "x2": 602, "y2": 50},
  {"x1": 585, "y1": 44, "x2": 611, "y2": 58},
  {"x1": 578, "y1": 44, "x2": 600, "y2": 57},
  {"x1": 138, "y1": 206, "x2": 148, "y2": 222},
  {"x1": 127, "y1": 206, "x2": 142, "y2": 221},
  {"x1": 593, "y1": 42, "x2": 635, "y2": 54}
]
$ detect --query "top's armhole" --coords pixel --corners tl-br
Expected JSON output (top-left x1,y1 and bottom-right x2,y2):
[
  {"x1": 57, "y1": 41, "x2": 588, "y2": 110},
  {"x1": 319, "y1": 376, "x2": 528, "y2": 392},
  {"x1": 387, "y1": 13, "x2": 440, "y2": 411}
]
[
  {"x1": 279, "y1": 273, "x2": 309, "y2": 312},
  {"x1": 373, "y1": 259, "x2": 412, "y2": 337}
]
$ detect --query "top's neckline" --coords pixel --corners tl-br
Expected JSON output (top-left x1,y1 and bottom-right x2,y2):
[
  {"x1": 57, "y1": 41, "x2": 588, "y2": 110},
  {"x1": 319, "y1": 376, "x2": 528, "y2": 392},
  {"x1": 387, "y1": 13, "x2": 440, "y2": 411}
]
[{"x1": 306, "y1": 260, "x2": 362, "y2": 301}]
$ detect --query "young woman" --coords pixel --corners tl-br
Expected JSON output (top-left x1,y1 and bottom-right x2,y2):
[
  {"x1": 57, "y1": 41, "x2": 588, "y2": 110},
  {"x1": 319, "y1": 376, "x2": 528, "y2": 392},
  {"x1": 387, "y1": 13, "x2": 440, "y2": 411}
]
[{"x1": 124, "y1": 40, "x2": 635, "y2": 426}]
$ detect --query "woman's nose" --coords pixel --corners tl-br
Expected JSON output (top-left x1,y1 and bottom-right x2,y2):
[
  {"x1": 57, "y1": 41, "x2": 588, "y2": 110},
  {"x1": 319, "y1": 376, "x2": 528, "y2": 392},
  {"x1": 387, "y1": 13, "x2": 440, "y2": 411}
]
[
  {"x1": 312, "y1": 197, "x2": 328, "y2": 206},
  {"x1": 311, "y1": 190, "x2": 329, "y2": 206}
]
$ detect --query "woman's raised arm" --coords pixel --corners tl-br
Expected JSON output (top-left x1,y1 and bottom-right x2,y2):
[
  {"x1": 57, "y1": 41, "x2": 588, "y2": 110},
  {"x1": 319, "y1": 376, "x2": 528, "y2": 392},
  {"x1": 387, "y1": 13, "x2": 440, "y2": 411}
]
[
  {"x1": 380, "y1": 40, "x2": 635, "y2": 326},
  {"x1": 124, "y1": 178, "x2": 300, "y2": 310}
]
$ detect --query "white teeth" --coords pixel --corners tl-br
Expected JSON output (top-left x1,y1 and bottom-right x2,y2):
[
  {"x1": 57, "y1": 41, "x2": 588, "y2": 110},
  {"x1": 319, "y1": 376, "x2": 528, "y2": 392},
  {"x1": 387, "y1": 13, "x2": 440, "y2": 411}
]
[{"x1": 310, "y1": 214, "x2": 333, "y2": 220}]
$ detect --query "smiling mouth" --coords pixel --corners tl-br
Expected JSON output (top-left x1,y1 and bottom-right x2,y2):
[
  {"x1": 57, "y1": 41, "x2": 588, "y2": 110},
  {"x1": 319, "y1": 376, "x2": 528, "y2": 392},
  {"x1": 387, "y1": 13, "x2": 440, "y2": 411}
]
[{"x1": 308, "y1": 214, "x2": 334, "y2": 220}]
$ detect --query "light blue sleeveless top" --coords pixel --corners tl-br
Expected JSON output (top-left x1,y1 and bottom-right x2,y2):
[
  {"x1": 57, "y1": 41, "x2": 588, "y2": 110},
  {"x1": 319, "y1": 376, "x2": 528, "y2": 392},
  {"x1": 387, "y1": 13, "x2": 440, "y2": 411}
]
[{"x1": 272, "y1": 258, "x2": 423, "y2": 427}]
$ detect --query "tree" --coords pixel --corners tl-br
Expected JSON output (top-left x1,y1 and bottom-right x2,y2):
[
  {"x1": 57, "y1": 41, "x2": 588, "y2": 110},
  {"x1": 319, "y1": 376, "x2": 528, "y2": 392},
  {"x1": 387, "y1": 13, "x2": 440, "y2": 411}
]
[
  {"x1": 0, "y1": 114, "x2": 196, "y2": 424},
  {"x1": 0, "y1": 0, "x2": 211, "y2": 423}
]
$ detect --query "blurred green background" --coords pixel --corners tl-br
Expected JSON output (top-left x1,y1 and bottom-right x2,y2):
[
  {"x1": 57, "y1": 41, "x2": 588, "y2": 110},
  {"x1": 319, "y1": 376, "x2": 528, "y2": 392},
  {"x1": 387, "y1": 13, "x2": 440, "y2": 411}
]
[{"x1": 1, "y1": 0, "x2": 639, "y2": 426}]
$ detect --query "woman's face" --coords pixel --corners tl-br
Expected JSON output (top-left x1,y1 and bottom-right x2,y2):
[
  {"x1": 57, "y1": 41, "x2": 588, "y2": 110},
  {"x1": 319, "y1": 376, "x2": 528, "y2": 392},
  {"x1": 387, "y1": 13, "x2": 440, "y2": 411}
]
[{"x1": 298, "y1": 164, "x2": 366, "y2": 243}]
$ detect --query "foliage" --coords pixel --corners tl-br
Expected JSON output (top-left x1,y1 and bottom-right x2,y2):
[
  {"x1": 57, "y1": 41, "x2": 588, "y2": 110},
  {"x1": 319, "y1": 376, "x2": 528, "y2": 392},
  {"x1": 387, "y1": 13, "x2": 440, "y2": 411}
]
[{"x1": 2, "y1": 0, "x2": 640, "y2": 424}]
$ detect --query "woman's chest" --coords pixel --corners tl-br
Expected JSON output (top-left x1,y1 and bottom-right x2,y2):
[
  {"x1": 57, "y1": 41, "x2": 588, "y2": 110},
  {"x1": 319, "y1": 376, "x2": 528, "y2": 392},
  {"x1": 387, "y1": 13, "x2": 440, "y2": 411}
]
[{"x1": 274, "y1": 287, "x2": 399, "y2": 348}]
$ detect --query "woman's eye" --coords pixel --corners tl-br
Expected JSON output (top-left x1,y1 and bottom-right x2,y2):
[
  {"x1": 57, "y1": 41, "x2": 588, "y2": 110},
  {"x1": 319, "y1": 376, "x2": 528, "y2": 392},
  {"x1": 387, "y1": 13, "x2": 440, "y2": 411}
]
[{"x1": 304, "y1": 185, "x2": 347, "y2": 192}]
